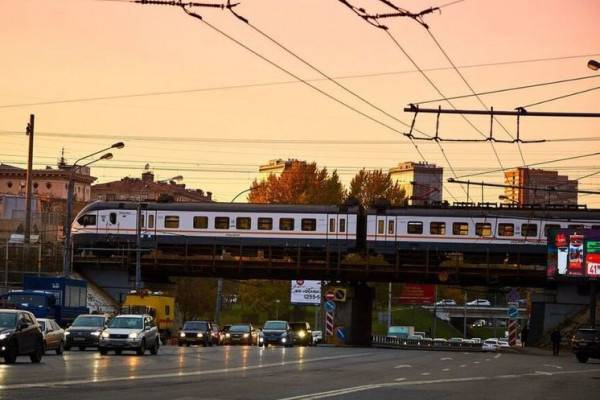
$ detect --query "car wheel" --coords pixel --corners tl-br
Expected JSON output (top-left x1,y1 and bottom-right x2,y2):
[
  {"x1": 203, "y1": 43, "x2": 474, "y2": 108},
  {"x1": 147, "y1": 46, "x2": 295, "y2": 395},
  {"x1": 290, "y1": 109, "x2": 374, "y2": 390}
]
[
  {"x1": 99, "y1": 348, "x2": 108, "y2": 355},
  {"x1": 177, "y1": 341, "x2": 183, "y2": 347},
  {"x1": 576, "y1": 353, "x2": 589, "y2": 363},
  {"x1": 136, "y1": 340, "x2": 146, "y2": 356},
  {"x1": 115, "y1": 349, "x2": 122, "y2": 355},
  {"x1": 64, "y1": 345, "x2": 71, "y2": 351},
  {"x1": 30, "y1": 341, "x2": 43, "y2": 363},
  {"x1": 79, "y1": 346, "x2": 86, "y2": 351},
  {"x1": 56, "y1": 341, "x2": 64, "y2": 355},
  {"x1": 187, "y1": 342, "x2": 191, "y2": 347},
  {"x1": 150, "y1": 339, "x2": 159, "y2": 355},
  {"x1": 3, "y1": 340, "x2": 18, "y2": 364}
]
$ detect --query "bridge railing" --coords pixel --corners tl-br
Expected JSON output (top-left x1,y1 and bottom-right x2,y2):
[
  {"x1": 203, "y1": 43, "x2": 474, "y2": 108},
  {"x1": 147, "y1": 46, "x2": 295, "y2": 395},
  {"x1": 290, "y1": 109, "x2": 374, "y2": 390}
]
[{"x1": 371, "y1": 335, "x2": 483, "y2": 351}]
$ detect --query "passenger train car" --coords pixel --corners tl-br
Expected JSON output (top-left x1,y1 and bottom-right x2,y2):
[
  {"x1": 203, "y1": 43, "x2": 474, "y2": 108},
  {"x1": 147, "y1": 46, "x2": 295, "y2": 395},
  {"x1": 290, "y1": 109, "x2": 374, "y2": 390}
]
[{"x1": 72, "y1": 201, "x2": 359, "y2": 256}]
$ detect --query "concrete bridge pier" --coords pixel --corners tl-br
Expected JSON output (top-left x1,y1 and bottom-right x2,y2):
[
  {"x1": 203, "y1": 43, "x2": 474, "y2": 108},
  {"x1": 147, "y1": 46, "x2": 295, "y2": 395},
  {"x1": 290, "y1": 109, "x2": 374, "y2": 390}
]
[{"x1": 327, "y1": 283, "x2": 374, "y2": 346}]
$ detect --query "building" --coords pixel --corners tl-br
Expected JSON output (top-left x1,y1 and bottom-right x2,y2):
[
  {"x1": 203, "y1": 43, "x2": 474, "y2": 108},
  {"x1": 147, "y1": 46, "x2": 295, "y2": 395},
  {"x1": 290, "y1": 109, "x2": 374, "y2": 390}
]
[
  {"x1": 258, "y1": 159, "x2": 305, "y2": 181},
  {"x1": 389, "y1": 162, "x2": 443, "y2": 206},
  {"x1": 91, "y1": 170, "x2": 212, "y2": 203},
  {"x1": 503, "y1": 168, "x2": 578, "y2": 206}
]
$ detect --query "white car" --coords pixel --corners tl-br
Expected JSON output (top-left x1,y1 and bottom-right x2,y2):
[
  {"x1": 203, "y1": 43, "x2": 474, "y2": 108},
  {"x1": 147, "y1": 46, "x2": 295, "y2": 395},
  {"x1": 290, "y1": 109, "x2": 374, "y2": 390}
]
[
  {"x1": 483, "y1": 338, "x2": 498, "y2": 352},
  {"x1": 311, "y1": 330, "x2": 323, "y2": 345},
  {"x1": 99, "y1": 314, "x2": 160, "y2": 355},
  {"x1": 435, "y1": 299, "x2": 457, "y2": 306},
  {"x1": 466, "y1": 299, "x2": 491, "y2": 307}
]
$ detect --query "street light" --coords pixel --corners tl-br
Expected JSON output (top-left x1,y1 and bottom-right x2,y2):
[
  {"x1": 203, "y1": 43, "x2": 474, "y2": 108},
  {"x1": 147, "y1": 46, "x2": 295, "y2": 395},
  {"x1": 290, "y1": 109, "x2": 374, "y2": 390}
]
[
  {"x1": 588, "y1": 59, "x2": 600, "y2": 71},
  {"x1": 157, "y1": 175, "x2": 183, "y2": 184},
  {"x1": 63, "y1": 143, "x2": 124, "y2": 276}
]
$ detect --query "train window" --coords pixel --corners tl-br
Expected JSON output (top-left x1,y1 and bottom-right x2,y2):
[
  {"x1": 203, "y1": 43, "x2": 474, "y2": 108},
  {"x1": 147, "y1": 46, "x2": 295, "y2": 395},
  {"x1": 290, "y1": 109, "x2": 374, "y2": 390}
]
[
  {"x1": 109, "y1": 212, "x2": 117, "y2": 225},
  {"x1": 77, "y1": 214, "x2": 96, "y2": 226},
  {"x1": 258, "y1": 218, "x2": 273, "y2": 230},
  {"x1": 193, "y1": 216, "x2": 208, "y2": 229},
  {"x1": 215, "y1": 217, "x2": 230, "y2": 229},
  {"x1": 139, "y1": 214, "x2": 144, "y2": 228},
  {"x1": 301, "y1": 218, "x2": 317, "y2": 231},
  {"x1": 498, "y1": 223, "x2": 514, "y2": 236},
  {"x1": 388, "y1": 220, "x2": 394, "y2": 235},
  {"x1": 407, "y1": 221, "x2": 423, "y2": 234},
  {"x1": 568, "y1": 224, "x2": 584, "y2": 231},
  {"x1": 340, "y1": 218, "x2": 346, "y2": 233},
  {"x1": 164, "y1": 216, "x2": 179, "y2": 229},
  {"x1": 544, "y1": 224, "x2": 561, "y2": 237},
  {"x1": 377, "y1": 220, "x2": 385, "y2": 235},
  {"x1": 430, "y1": 222, "x2": 446, "y2": 235},
  {"x1": 452, "y1": 222, "x2": 469, "y2": 236},
  {"x1": 236, "y1": 217, "x2": 251, "y2": 230},
  {"x1": 279, "y1": 218, "x2": 295, "y2": 231},
  {"x1": 329, "y1": 218, "x2": 336, "y2": 233},
  {"x1": 476, "y1": 223, "x2": 492, "y2": 237},
  {"x1": 521, "y1": 223, "x2": 538, "y2": 237},
  {"x1": 148, "y1": 214, "x2": 155, "y2": 229}
]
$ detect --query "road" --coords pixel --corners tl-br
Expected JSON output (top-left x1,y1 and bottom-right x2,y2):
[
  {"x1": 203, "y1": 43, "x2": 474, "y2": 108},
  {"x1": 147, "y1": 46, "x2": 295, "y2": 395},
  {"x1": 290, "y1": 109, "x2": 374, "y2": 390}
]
[{"x1": 1, "y1": 345, "x2": 599, "y2": 399}]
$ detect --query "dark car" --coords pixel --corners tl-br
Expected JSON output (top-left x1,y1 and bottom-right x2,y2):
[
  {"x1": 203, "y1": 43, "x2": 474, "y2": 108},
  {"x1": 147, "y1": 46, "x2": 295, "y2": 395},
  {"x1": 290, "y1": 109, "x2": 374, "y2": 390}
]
[
  {"x1": 178, "y1": 321, "x2": 214, "y2": 347},
  {"x1": 65, "y1": 314, "x2": 109, "y2": 351},
  {"x1": 259, "y1": 320, "x2": 294, "y2": 347},
  {"x1": 290, "y1": 322, "x2": 312, "y2": 346},
  {"x1": 0, "y1": 309, "x2": 44, "y2": 364},
  {"x1": 571, "y1": 328, "x2": 600, "y2": 363},
  {"x1": 225, "y1": 324, "x2": 258, "y2": 345}
]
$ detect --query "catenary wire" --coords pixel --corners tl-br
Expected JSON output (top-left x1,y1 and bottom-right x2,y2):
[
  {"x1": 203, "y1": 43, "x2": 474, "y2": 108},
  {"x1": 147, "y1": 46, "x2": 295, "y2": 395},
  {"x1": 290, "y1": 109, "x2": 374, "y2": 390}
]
[{"x1": 520, "y1": 85, "x2": 600, "y2": 109}]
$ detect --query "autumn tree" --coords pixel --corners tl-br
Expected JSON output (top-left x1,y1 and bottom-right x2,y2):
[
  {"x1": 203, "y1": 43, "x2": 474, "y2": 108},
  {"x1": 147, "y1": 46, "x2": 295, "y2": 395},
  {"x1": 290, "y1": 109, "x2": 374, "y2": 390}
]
[
  {"x1": 248, "y1": 161, "x2": 345, "y2": 204},
  {"x1": 347, "y1": 168, "x2": 406, "y2": 207},
  {"x1": 173, "y1": 277, "x2": 217, "y2": 322}
]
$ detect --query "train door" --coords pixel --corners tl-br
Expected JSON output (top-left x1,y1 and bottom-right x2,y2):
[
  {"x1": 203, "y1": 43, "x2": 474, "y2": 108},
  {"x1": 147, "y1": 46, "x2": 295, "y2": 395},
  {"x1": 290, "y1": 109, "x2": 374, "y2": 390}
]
[
  {"x1": 141, "y1": 209, "x2": 157, "y2": 246},
  {"x1": 98, "y1": 211, "x2": 118, "y2": 234}
]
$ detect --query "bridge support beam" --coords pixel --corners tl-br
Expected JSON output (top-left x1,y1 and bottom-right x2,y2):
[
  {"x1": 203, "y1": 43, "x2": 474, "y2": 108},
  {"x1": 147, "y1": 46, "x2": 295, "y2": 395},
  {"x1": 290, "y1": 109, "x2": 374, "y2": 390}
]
[{"x1": 329, "y1": 283, "x2": 374, "y2": 346}]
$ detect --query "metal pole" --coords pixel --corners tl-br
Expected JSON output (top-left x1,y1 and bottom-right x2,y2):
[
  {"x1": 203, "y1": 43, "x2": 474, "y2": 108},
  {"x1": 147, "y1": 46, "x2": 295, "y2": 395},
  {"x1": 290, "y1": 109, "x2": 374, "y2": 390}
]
[
  {"x1": 463, "y1": 291, "x2": 468, "y2": 338},
  {"x1": 63, "y1": 168, "x2": 76, "y2": 276},
  {"x1": 387, "y1": 282, "x2": 392, "y2": 327},
  {"x1": 591, "y1": 281, "x2": 597, "y2": 329},
  {"x1": 135, "y1": 202, "x2": 142, "y2": 290},
  {"x1": 432, "y1": 285, "x2": 437, "y2": 338},
  {"x1": 214, "y1": 277, "x2": 223, "y2": 324},
  {"x1": 24, "y1": 114, "x2": 34, "y2": 244}
]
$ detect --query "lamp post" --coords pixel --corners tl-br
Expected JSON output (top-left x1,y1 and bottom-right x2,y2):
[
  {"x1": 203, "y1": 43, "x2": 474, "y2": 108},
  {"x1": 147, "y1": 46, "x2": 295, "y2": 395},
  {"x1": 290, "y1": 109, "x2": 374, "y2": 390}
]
[
  {"x1": 587, "y1": 59, "x2": 599, "y2": 327},
  {"x1": 157, "y1": 175, "x2": 184, "y2": 184},
  {"x1": 63, "y1": 142, "x2": 124, "y2": 276},
  {"x1": 588, "y1": 59, "x2": 600, "y2": 71}
]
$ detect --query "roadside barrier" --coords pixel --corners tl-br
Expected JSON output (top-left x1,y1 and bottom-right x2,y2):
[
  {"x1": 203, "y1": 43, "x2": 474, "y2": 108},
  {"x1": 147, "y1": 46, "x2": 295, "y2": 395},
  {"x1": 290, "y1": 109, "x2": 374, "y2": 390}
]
[{"x1": 371, "y1": 335, "x2": 483, "y2": 352}]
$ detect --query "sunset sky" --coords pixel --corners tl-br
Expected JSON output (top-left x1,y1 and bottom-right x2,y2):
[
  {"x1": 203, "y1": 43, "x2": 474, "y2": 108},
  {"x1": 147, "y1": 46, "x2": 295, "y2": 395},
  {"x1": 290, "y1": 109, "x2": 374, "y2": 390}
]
[{"x1": 1, "y1": 0, "x2": 599, "y2": 205}]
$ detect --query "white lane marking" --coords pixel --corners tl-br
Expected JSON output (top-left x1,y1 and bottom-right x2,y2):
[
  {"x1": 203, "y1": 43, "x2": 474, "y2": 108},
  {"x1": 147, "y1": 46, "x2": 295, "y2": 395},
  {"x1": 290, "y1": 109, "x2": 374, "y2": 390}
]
[
  {"x1": 442, "y1": 368, "x2": 451, "y2": 372},
  {"x1": 542, "y1": 364, "x2": 563, "y2": 369},
  {"x1": 533, "y1": 371, "x2": 553, "y2": 376},
  {"x1": 460, "y1": 364, "x2": 467, "y2": 368},
  {"x1": 0, "y1": 352, "x2": 372, "y2": 390},
  {"x1": 485, "y1": 358, "x2": 491, "y2": 362},
  {"x1": 276, "y1": 369, "x2": 600, "y2": 400},
  {"x1": 394, "y1": 364, "x2": 412, "y2": 369},
  {"x1": 420, "y1": 372, "x2": 431, "y2": 376},
  {"x1": 473, "y1": 361, "x2": 480, "y2": 364},
  {"x1": 494, "y1": 353, "x2": 501, "y2": 359},
  {"x1": 440, "y1": 357, "x2": 453, "y2": 361},
  {"x1": 394, "y1": 378, "x2": 406, "y2": 382}
]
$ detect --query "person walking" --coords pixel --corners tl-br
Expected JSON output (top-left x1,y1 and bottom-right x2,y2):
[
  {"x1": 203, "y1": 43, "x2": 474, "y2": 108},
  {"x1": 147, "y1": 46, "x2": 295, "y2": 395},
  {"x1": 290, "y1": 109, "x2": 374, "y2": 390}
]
[
  {"x1": 550, "y1": 328, "x2": 561, "y2": 356},
  {"x1": 521, "y1": 326, "x2": 528, "y2": 348}
]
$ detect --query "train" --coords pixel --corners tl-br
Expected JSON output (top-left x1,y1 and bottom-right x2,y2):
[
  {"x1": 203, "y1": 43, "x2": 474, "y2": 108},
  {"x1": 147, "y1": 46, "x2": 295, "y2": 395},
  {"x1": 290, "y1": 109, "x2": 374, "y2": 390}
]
[{"x1": 71, "y1": 201, "x2": 600, "y2": 265}]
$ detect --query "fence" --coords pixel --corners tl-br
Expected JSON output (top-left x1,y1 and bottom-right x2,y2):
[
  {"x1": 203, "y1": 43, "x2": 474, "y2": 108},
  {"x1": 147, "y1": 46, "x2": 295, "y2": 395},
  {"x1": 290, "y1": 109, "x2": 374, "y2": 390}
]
[
  {"x1": 0, "y1": 240, "x2": 64, "y2": 289},
  {"x1": 371, "y1": 335, "x2": 483, "y2": 351}
]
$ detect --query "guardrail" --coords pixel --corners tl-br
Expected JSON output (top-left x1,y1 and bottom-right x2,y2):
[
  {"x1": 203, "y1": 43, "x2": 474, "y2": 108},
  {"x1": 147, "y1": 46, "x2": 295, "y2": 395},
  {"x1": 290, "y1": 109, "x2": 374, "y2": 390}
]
[{"x1": 371, "y1": 335, "x2": 483, "y2": 352}]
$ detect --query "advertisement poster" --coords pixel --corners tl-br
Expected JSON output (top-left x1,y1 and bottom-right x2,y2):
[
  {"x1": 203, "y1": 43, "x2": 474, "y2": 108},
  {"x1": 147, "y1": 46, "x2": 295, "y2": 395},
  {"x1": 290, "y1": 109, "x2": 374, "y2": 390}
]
[
  {"x1": 396, "y1": 284, "x2": 435, "y2": 305},
  {"x1": 290, "y1": 280, "x2": 321, "y2": 305},
  {"x1": 548, "y1": 229, "x2": 600, "y2": 280}
]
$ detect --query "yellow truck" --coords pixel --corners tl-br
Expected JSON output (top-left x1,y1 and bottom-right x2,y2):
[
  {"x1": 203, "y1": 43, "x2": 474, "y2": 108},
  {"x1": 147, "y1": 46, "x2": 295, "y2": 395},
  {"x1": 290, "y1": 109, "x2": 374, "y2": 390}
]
[{"x1": 122, "y1": 290, "x2": 175, "y2": 343}]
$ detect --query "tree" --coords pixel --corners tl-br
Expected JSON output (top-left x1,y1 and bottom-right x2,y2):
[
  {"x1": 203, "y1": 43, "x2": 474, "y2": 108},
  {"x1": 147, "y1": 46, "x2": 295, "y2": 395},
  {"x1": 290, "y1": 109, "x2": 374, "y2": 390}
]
[
  {"x1": 347, "y1": 168, "x2": 406, "y2": 207},
  {"x1": 248, "y1": 161, "x2": 345, "y2": 204},
  {"x1": 173, "y1": 277, "x2": 216, "y2": 322}
]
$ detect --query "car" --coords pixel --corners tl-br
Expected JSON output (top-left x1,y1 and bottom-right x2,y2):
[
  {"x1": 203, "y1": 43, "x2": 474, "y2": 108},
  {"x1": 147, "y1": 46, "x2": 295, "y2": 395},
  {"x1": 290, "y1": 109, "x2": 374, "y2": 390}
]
[
  {"x1": 466, "y1": 299, "x2": 491, "y2": 307},
  {"x1": 224, "y1": 324, "x2": 258, "y2": 345},
  {"x1": 433, "y1": 338, "x2": 448, "y2": 346},
  {"x1": 414, "y1": 331, "x2": 428, "y2": 338},
  {"x1": 38, "y1": 318, "x2": 65, "y2": 355},
  {"x1": 435, "y1": 299, "x2": 457, "y2": 306},
  {"x1": 99, "y1": 314, "x2": 160, "y2": 355},
  {"x1": 571, "y1": 328, "x2": 600, "y2": 363},
  {"x1": 498, "y1": 339, "x2": 511, "y2": 348},
  {"x1": 177, "y1": 320, "x2": 214, "y2": 347},
  {"x1": 211, "y1": 323, "x2": 225, "y2": 345},
  {"x1": 471, "y1": 319, "x2": 487, "y2": 327},
  {"x1": 64, "y1": 314, "x2": 110, "y2": 351},
  {"x1": 386, "y1": 326, "x2": 412, "y2": 339},
  {"x1": 471, "y1": 337, "x2": 482, "y2": 344},
  {"x1": 259, "y1": 320, "x2": 294, "y2": 347},
  {"x1": 289, "y1": 322, "x2": 312, "y2": 346},
  {"x1": 482, "y1": 338, "x2": 498, "y2": 352},
  {"x1": 448, "y1": 337, "x2": 464, "y2": 344},
  {"x1": 0, "y1": 309, "x2": 44, "y2": 364},
  {"x1": 311, "y1": 330, "x2": 323, "y2": 345}
]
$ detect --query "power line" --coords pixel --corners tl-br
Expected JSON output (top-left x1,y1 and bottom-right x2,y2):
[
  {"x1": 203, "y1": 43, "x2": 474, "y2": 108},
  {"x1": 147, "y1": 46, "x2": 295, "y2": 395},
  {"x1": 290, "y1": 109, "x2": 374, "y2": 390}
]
[{"x1": 520, "y1": 85, "x2": 600, "y2": 109}]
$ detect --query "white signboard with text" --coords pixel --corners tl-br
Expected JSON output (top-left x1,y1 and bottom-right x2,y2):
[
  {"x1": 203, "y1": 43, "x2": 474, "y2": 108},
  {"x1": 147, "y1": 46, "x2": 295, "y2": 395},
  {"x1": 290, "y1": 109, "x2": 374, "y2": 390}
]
[{"x1": 290, "y1": 280, "x2": 321, "y2": 305}]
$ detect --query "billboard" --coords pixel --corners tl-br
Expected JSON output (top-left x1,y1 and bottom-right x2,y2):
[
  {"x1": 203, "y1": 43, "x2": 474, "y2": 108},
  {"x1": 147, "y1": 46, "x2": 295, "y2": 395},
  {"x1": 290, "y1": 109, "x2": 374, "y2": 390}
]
[
  {"x1": 290, "y1": 280, "x2": 321, "y2": 305},
  {"x1": 396, "y1": 284, "x2": 435, "y2": 305},
  {"x1": 547, "y1": 229, "x2": 600, "y2": 280}
]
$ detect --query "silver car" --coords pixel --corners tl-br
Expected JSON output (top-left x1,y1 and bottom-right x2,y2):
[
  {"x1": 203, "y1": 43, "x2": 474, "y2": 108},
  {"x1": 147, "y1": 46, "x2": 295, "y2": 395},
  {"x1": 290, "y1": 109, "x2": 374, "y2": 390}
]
[
  {"x1": 38, "y1": 318, "x2": 65, "y2": 355},
  {"x1": 99, "y1": 314, "x2": 160, "y2": 356}
]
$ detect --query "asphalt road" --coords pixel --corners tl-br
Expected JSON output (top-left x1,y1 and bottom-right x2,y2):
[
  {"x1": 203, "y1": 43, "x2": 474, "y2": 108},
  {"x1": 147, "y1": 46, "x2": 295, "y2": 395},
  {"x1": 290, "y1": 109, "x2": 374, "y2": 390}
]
[{"x1": 1, "y1": 345, "x2": 599, "y2": 400}]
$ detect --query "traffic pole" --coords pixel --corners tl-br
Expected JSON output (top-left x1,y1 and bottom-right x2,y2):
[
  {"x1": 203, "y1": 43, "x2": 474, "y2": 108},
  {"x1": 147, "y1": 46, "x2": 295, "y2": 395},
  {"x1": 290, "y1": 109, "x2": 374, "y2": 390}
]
[{"x1": 24, "y1": 114, "x2": 35, "y2": 244}]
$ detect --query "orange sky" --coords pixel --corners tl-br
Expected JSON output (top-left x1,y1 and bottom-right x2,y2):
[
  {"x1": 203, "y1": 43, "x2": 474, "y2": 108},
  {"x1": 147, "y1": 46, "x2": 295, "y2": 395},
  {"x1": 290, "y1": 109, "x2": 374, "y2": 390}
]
[{"x1": 1, "y1": 0, "x2": 599, "y2": 205}]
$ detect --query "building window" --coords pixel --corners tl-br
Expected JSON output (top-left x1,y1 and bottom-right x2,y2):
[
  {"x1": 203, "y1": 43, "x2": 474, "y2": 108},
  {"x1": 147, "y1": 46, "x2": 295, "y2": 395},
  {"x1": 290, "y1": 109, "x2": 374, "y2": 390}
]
[
  {"x1": 236, "y1": 217, "x2": 251, "y2": 230},
  {"x1": 109, "y1": 212, "x2": 117, "y2": 225},
  {"x1": 430, "y1": 222, "x2": 446, "y2": 235},
  {"x1": 476, "y1": 223, "x2": 492, "y2": 237},
  {"x1": 301, "y1": 218, "x2": 317, "y2": 231},
  {"x1": 148, "y1": 214, "x2": 155, "y2": 229},
  {"x1": 521, "y1": 224, "x2": 538, "y2": 237},
  {"x1": 388, "y1": 220, "x2": 394, "y2": 235},
  {"x1": 258, "y1": 217, "x2": 273, "y2": 230},
  {"x1": 544, "y1": 224, "x2": 561, "y2": 237},
  {"x1": 193, "y1": 216, "x2": 208, "y2": 229},
  {"x1": 498, "y1": 223, "x2": 514, "y2": 237},
  {"x1": 452, "y1": 222, "x2": 469, "y2": 236},
  {"x1": 215, "y1": 217, "x2": 230, "y2": 229},
  {"x1": 377, "y1": 220, "x2": 385, "y2": 235},
  {"x1": 33, "y1": 182, "x2": 38, "y2": 189},
  {"x1": 164, "y1": 216, "x2": 179, "y2": 228},
  {"x1": 6, "y1": 181, "x2": 12, "y2": 188},
  {"x1": 329, "y1": 218, "x2": 336, "y2": 233},
  {"x1": 46, "y1": 182, "x2": 52, "y2": 189},
  {"x1": 407, "y1": 221, "x2": 423, "y2": 234},
  {"x1": 279, "y1": 218, "x2": 295, "y2": 231}
]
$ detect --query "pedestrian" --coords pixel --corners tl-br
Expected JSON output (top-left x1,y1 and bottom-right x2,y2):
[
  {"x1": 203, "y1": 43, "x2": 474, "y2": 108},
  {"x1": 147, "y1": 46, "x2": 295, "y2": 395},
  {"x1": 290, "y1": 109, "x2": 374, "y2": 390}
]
[
  {"x1": 550, "y1": 328, "x2": 561, "y2": 356},
  {"x1": 521, "y1": 326, "x2": 528, "y2": 348}
]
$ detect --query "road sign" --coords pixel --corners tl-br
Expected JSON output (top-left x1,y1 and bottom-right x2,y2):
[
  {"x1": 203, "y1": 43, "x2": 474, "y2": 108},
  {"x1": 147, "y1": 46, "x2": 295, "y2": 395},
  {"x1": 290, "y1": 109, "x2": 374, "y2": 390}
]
[
  {"x1": 325, "y1": 300, "x2": 336, "y2": 312},
  {"x1": 334, "y1": 288, "x2": 347, "y2": 302},
  {"x1": 290, "y1": 280, "x2": 321, "y2": 305},
  {"x1": 325, "y1": 291, "x2": 335, "y2": 301},
  {"x1": 335, "y1": 327, "x2": 346, "y2": 342},
  {"x1": 508, "y1": 303, "x2": 519, "y2": 319},
  {"x1": 325, "y1": 311, "x2": 334, "y2": 336}
]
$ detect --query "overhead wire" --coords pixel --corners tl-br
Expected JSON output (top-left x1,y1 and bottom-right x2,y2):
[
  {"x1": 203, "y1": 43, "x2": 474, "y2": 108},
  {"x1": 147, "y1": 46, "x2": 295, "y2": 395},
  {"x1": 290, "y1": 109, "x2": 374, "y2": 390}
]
[{"x1": 520, "y1": 85, "x2": 600, "y2": 109}]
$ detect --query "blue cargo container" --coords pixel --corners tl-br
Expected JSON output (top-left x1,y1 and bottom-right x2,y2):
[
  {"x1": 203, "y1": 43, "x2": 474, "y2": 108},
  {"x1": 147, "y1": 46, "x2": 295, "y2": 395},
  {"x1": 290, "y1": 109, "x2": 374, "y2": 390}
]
[{"x1": 0, "y1": 276, "x2": 89, "y2": 326}]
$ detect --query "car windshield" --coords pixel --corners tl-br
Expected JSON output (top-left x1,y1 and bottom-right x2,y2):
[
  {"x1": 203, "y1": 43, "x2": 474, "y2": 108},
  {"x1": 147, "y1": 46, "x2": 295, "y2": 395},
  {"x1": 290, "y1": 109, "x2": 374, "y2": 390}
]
[
  {"x1": 183, "y1": 321, "x2": 208, "y2": 331},
  {"x1": 39, "y1": 321, "x2": 46, "y2": 331},
  {"x1": 264, "y1": 321, "x2": 287, "y2": 330},
  {"x1": 72, "y1": 316, "x2": 105, "y2": 328},
  {"x1": 109, "y1": 317, "x2": 143, "y2": 329},
  {"x1": 229, "y1": 325, "x2": 250, "y2": 333},
  {"x1": 0, "y1": 313, "x2": 17, "y2": 328},
  {"x1": 7, "y1": 293, "x2": 47, "y2": 307}
]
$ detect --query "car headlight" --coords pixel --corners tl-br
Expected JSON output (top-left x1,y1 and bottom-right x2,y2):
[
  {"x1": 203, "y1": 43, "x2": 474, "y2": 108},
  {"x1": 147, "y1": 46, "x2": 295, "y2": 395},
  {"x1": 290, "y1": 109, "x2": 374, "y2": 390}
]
[
  {"x1": 259, "y1": 337, "x2": 264, "y2": 342},
  {"x1": 298, "y1": 331, "x2": 306, "y2": 338},
  {"x1": 0, "y1": 333, "x2": 8, "y2": 341},
  {"x1": 225, "y1": 333, "x2": 230, "y2": 338},
  {"x1": 101, "y1": 331, "x2": 110, "y2": 338},
  {"x1": 196, "y1": 333, "x2": 203, "y2": 338},
  {"x1": 128, "y1": 332, "x2": 139, "y2": 339},
  {"x1": 91, "y1": 331, "x2": 101, "y2": 337},
  {"x1": 64, "y1": 331, "x2": 70, "y2": 336},
  {"x1": 243, "y1": 333, "x2": 249, "y2": 338},
  {"x1": 180, "y1": 332, "x2": 186, "y2": 338},
  {"x1": 281, "y1": 337, "x2": 287, "y2": 343}
]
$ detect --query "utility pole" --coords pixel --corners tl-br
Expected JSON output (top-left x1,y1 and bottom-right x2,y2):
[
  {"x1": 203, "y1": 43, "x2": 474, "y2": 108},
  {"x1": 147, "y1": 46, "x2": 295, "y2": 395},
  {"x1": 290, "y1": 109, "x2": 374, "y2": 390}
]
[
  {"x1": 591, "y1": 281, "x2": 597, "y2": 329},
  {"x1": 463, "y1": 291, "x2": 468, "y2": 338},
  {"x1": 387, "y1": 282, "x2": 392, "y2": 327},
  {"x1": 24, "y1": 114, "x2": 35, "y2": 244},
  {"x1": 135, "y1": 202, "x2": 143, "y2": 290},
  {"x1": 432, "y1": 285, "x2": 437, "y2": 338},
  {"x1": 214, "y1": 278, "x2": 223, "y2": 324}
]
